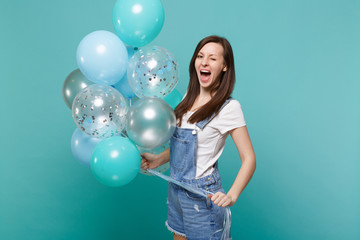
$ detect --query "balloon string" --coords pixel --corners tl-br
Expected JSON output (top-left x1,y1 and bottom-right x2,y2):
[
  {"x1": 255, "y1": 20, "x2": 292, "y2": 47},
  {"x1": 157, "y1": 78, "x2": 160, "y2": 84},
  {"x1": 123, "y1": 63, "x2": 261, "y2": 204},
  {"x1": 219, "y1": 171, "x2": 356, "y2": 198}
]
[
  {"x1": 146, "y1": 168, "x2": 231, "y2": 240},
  {"x1": 120, "y1": 131, "x2": 127, "y2": 138}
]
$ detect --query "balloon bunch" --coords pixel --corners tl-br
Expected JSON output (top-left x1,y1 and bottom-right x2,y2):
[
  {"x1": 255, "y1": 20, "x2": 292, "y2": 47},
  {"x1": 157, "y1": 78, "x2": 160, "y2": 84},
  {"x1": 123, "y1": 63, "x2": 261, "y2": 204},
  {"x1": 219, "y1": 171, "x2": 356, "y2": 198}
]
[{"x1": 62, "y1": 0, "x2": 183, "y2": 187}]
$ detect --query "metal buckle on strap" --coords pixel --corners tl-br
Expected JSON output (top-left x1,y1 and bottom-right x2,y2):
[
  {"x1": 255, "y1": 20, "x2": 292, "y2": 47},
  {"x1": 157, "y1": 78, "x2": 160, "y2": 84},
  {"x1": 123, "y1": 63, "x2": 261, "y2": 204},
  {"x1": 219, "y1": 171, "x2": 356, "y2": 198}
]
[{"x1": 192, "y1": 126, "x2": 200, "y2": 135}]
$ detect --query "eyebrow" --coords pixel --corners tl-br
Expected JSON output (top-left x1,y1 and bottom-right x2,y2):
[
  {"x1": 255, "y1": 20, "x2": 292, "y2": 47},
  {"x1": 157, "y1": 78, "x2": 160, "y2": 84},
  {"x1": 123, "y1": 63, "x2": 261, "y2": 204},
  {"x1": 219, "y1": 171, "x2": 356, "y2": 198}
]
[{"x1": 198, "y1": 51, "x2": 218, "y2": 57}]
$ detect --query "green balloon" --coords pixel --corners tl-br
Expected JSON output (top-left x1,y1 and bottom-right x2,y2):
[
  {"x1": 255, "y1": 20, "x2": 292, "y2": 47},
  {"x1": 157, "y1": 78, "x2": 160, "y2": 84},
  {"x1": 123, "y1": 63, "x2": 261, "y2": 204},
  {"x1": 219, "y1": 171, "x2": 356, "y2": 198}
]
[
  {"x1": 91, "y1": 136, "x2": 141, "y2": 187},
  {"x1": 162, "y1": 89, "x2": 183, "y2": 109},
  {"x1": 62, "y1": 69, "x2": 93, "y2": 109}
]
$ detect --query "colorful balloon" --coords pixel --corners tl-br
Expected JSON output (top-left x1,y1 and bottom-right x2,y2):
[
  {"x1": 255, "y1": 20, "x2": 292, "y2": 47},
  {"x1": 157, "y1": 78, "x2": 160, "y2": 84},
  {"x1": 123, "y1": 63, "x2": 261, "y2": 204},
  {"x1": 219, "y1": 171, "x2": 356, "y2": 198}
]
[
  {"x1": 63, "y1": 69, "x2": 93, "y2": 109},
  {"x1": 76, "y1": 30, "x2": 128, "y2": 85},
  {"x1": 72, "y1": 84, "x2": 128, "y2": 139},
  {"x1": 162, "y1": 89, "x2": 182, "y2": 110},
  {"x1": 71, "y1": 128, "x2": 102, "y2": 166},
  {"x1": 91, "y1": 136, "x2": 141, "y2": 187},
  {"x1": 113, "y1": 47, "x2": 137, "y2": 98},
  {"x1": 126, "y1": 97, "x2": 176, "y2": 148},
  {"x1": 112, "y1": 0, "x2": 164, "y2": 47},
  {"x1": 127, "y1": 46, "x2": 179, "y2": 98},
  {"x1": 138, "y1": 142, "x2": 170, "y2": 176}
]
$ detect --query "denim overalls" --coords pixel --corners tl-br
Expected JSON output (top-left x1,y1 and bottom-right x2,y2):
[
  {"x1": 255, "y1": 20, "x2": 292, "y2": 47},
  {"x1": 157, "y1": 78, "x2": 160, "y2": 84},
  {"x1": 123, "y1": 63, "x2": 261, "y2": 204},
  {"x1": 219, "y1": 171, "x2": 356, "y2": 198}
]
[{"x1": 165, "y1": 99, "x2": 231, "y2": 240}]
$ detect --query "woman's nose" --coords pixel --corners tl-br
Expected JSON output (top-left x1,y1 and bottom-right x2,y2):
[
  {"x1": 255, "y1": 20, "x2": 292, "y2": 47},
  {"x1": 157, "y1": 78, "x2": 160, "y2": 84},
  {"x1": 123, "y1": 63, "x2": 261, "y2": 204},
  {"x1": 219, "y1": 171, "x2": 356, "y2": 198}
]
[{"x1": 201, "y1": 58, "x2": 208, "y2": 66}]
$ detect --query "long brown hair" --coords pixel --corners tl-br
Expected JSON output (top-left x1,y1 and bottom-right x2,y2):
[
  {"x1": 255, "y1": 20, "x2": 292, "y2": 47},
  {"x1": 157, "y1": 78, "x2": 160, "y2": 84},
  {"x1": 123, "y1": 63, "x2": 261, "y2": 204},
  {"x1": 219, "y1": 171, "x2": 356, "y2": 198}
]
[{"x1": 175, "y1": 35, "x2": 236, "y2": 125}]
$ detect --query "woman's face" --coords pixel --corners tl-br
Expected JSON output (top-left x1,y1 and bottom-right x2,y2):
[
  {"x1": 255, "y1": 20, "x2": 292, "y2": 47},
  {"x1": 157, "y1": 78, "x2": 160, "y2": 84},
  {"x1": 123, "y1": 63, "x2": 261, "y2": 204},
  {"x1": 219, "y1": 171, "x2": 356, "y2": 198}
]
[{"x1": 194, "y1": 42, "x2": 227, "y2": 89}]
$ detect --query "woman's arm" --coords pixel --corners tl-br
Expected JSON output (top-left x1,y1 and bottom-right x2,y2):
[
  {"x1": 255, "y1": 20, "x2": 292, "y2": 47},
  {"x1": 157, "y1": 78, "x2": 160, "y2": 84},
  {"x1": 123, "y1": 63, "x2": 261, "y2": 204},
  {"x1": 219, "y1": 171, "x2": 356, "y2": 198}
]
[
  {"x1": 140, "y1": 148, "x2": 170, "y2": 170},
  {"x1": 210, "y1": 126, "x2": 256, "y2": 207}
]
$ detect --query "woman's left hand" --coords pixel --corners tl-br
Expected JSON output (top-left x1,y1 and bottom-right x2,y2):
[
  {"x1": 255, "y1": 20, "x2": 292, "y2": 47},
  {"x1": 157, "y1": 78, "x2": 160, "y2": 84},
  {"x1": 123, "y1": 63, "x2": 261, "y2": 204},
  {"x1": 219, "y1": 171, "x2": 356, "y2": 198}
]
[{"x1": 209, "y1": 192, "x2": 234, "y2": 207}]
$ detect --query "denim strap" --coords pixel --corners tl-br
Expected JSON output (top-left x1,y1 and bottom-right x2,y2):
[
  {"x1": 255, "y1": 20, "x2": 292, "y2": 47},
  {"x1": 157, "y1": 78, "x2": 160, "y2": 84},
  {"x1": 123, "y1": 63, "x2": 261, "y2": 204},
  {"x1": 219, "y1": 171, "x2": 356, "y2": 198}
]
[{"x1": 195, "y1": 98, "x2": 232, "y2": 130}]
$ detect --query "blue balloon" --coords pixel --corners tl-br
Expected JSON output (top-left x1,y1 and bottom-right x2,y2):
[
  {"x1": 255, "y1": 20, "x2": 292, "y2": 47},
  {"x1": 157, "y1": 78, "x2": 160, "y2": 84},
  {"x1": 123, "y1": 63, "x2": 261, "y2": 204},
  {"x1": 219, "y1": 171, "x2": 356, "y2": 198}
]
[
  {"x1": 71, "y1": 128, "x2": 102, "y2": 166},
  {"x1": 113, "y1": 47, "x2": 137, "y2": 98},
  {"x1": 113, "y1": 0, "x2": 164, "y2": 47},
  {"x1": 162, "y1": 89, "x2": 182, "y2": 109},
  {"x1": 76, "y1": 30, "x2": 128, "y2": 85},
  {"x1": 91, "y1": 136, "x2": 141, "y2": 187}
]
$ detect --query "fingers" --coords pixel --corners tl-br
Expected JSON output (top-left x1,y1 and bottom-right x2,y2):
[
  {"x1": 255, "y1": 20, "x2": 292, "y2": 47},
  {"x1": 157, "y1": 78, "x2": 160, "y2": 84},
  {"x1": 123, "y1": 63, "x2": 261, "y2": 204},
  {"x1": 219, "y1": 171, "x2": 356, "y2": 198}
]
[
  {"x1": 140, "y1": 153, "x2": 150, "y2": 170},
  {"x1": 210, "y1": 192, "x2": 232, "y2": 207},
  {"x1": 140, "y1": 157, "x2": 158, "y2": 170},
  {"x1": 140, "y1": 159, "x2": 148, "y2": 170},
  {"x1": 141, "y1": 153, "x2": 160, "y2": 170}
]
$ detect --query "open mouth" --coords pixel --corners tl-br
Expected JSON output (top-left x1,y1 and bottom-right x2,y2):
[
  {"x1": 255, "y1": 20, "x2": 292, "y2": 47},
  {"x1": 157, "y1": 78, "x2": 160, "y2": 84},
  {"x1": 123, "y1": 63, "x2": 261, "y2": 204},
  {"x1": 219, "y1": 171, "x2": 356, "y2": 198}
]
[
  {"x1": 200, "y1": 70, "x2": 211, "y2": 81},
  {"x1": 200, "y1": 70, "x2": 211, "y2": 76}
]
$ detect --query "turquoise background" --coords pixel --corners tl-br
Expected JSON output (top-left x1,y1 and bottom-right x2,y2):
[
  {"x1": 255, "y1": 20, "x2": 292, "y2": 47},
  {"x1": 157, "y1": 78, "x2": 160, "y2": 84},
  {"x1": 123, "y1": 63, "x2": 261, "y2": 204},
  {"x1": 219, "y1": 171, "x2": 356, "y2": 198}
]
[{"x1": 1, "y1": 0, "x2": 359, "y2": 239}]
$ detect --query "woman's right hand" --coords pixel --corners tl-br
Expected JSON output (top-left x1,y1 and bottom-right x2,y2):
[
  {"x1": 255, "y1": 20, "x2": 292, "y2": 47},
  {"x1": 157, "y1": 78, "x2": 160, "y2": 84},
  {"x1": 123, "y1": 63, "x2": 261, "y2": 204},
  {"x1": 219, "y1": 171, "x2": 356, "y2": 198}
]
[{"x1": 140, "y1": 152, "x2": 163, "y2": 170}]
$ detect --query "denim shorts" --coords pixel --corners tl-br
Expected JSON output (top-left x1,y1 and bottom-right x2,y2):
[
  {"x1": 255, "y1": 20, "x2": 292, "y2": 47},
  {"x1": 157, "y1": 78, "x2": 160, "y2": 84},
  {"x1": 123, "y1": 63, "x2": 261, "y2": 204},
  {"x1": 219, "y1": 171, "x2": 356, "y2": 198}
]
[{"x1": 165, "y1": 173, "x2": 229, "y2": 240}]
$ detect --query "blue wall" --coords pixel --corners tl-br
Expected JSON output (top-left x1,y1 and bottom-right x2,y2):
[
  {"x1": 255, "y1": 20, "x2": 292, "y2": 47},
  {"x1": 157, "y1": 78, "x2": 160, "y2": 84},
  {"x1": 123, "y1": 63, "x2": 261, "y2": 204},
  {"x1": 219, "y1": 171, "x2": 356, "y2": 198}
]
[{"x1": 0, "y1": 0, "x2": 359, "y2": 239}]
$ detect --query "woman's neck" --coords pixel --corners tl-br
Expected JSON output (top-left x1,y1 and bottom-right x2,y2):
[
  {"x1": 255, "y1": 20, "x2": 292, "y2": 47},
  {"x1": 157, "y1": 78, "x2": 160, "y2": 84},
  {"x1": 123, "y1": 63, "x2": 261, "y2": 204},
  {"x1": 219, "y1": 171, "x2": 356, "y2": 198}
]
[
  {"x1": 199, "y1": 87, "x2": 211, "y2": 98},
  {"x1": 190, "y1": 88, "x2": 212, "y2": 112}
]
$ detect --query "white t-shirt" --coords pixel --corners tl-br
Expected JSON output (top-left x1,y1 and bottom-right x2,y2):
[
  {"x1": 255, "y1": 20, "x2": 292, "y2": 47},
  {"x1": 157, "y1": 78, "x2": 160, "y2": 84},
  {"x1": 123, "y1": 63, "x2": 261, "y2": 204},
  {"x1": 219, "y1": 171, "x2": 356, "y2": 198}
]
[{"x1": 179, "y1": 99, "x2": 246, "y2": 178}]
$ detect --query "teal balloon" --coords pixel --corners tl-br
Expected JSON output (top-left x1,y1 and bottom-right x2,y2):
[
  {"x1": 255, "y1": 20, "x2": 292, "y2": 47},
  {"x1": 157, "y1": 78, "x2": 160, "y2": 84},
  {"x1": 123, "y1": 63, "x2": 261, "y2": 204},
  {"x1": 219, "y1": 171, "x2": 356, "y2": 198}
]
[
  {"x1": 76, "y1": 30, "x2": 128, "y2": 85},
  {"x1": 112, "y1": 0, "x2": 165, "y2": 47},
  {"x1": 91, "y1": 136, "x2": 141, "y2": 187},
  {"x1": 62, "y1": 69, "x2": 93, "y2": 109},
  {"x1": 162, "y1": 89, "x2": 182, "y2": 110}
]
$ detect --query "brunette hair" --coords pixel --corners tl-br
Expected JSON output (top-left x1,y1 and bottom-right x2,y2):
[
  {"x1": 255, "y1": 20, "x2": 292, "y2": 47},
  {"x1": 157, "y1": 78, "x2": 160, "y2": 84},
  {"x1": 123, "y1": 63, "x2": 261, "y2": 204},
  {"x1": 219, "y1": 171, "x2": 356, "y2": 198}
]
[{"x1": 175, "y1": 35, "x2": 236, "y2": 125}]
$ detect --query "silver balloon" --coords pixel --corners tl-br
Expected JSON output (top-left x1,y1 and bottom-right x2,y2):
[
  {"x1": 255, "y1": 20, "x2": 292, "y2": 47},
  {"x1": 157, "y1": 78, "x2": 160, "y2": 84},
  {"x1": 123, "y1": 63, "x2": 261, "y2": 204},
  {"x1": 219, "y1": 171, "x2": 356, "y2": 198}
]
[
  {"x1": 62, "y1": 69, "x2": 93, "y2": 109},
  {"x1": 138, "y1": 142, "x2": 170, "y2": 176},
  {"x1": 72, "y1": 84, "x2": 128, "y2": 139},
  {"x1": 126, "y1": 97, "x2": 176, "y2": 148},
  {"x1": 127, "y1": 45, "x2": 179, "y2": 98}
]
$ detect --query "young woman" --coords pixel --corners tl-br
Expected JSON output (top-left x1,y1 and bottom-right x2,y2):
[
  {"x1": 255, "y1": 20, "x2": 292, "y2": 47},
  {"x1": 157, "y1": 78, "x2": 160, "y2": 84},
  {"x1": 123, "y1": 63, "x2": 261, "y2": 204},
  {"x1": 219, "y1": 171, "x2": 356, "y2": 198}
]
[{"x1": 141, "y1": 35, "x2": 256, "y2": 240}]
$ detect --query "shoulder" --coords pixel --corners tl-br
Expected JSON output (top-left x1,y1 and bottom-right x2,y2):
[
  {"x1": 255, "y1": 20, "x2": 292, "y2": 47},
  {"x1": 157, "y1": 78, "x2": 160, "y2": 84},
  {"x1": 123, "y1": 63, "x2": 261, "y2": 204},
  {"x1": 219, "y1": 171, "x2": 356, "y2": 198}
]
[
  {"x1": 217, "y1": 98, "x2": 245, "y2": 121},
  {"x1": 211, "y1": 98, "x2": 246, "y2": 134},
  {"x1": 216, "y1": 98, "x2": 245, "y2": 120},
  {"x1": 219, "y1": 99, "x2": 243, "y2": 115},
  {"x1": 226, "y1": 99, "x2": 242, "y2": 109}
]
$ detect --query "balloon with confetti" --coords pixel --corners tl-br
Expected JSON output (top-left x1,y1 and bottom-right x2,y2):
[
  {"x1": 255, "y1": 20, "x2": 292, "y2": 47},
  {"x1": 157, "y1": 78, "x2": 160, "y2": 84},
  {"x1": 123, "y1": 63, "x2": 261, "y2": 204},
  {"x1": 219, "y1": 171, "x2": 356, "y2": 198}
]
[
  {"x1": 72, "y1": 84, "x2": 128, "y2": 139},
  {"x1": 127, "y1": 46, "x2": 179, "y2": 98}
]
